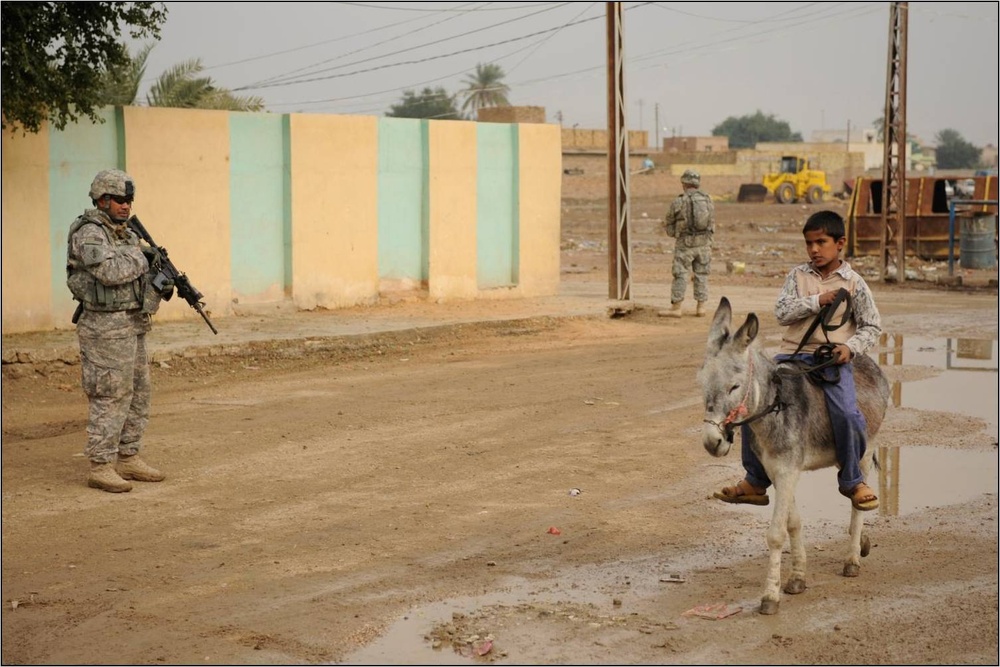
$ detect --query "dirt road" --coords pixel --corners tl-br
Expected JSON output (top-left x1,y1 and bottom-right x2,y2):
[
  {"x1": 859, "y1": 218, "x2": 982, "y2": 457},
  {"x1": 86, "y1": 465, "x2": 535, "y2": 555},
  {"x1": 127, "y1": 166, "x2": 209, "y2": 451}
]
[{"x1": 2, "y1": 201, "x2": 997, "y2": 665}]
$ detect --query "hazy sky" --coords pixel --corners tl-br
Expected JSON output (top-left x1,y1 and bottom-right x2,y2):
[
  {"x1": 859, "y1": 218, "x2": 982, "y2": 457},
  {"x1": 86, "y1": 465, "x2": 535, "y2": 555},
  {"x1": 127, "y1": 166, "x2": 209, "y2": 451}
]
[{"x1": 131, "y1": 1, "x2": 999, "y2": 147}]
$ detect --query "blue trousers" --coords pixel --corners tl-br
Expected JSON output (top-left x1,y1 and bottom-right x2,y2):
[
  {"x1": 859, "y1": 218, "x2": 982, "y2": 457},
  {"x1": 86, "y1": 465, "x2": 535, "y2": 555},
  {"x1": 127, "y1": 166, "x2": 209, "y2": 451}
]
[{"x1": 741, "y1": 353, "x2": 869, "y2": 493}]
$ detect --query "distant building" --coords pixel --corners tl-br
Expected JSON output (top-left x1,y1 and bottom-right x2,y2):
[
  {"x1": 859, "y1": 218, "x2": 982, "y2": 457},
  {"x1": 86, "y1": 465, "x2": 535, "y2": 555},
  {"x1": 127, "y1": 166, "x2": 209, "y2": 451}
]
[
  {"x1": 477, "y1": 106, "x2": 547, "y2": 123},
  {"x1": 910, "y1": 143, "x2": 936, "y2": 173},
  {"x1": 662, "y1": 136, "x2": 729, "y2": 153},
  {"x1": 810, "y1": 128, "x2": 885, "y2": 171},
  {"x1": 562, "y1": 128, "x2": 648, "y2": 151},
  {"x1": 811, "y1": 128, "x2": 877, "y2": 144}
]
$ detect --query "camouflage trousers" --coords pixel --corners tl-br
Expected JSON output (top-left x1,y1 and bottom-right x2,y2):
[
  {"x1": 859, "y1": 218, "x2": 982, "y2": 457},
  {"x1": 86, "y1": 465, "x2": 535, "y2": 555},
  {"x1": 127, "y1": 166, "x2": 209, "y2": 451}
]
[
  {"x1": 79, "y1": 333, "x2": 151, "y2": 463},
  {"x1": 671, "y1": 244, "x2": 712, "y2": 304}
]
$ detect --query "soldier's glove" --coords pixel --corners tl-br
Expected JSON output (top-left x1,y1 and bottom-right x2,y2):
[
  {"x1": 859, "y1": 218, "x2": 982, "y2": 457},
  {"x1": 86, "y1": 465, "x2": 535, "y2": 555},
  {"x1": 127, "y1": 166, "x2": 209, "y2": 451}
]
[
  {"x1": 151, "y1": 271, "x2": 175, "y2": 301},
  {"x1": 142, "y1": 245, "x2": 164, "y2": 271}
]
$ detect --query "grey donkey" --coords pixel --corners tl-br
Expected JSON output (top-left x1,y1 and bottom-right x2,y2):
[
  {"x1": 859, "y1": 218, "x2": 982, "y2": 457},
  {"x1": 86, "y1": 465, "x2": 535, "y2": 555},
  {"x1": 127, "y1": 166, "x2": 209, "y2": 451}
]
[{"x1": 697, "y1": 297, "x2": 889, "y2": 614}]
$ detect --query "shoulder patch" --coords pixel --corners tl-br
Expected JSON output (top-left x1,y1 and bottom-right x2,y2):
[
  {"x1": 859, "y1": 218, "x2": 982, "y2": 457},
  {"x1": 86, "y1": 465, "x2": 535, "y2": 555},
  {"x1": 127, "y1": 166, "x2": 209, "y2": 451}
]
[{"x1": 81, "y1": 241, "x2": 114, "y2": 266}]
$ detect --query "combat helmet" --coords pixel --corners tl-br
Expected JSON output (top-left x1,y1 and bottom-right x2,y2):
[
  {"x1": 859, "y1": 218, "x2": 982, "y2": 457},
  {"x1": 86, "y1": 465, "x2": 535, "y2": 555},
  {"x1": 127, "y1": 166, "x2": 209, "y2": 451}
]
[
  {"x1": 680, "y1": 169, "x2": 700, "y2": 187},
  {"x1": 89, "y1": 169, "x2": 136, "y2": 201}
]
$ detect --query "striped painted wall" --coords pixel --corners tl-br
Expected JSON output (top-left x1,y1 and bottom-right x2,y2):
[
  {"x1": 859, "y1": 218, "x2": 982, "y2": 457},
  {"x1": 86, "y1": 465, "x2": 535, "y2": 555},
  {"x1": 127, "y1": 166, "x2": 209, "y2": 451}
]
[{"x1": 1, "y1": 107, "x2": 561, "y2": 334}]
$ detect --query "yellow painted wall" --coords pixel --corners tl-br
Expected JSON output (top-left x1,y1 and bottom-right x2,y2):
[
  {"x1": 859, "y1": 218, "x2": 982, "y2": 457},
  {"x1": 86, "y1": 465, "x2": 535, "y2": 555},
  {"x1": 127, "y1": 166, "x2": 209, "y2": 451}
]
[
  {"x1": 123, "y1": 107, "x2": 232, "y2": 323},
  {"x1": 288, "y1": 114, "x2": 379, "y2": 309},
  {"x1": 2, "y1": 127, "x2": 52, "y2": 333},
  {"x1": 517, "y1": 123, "x2": 562, "y2": 297},
  {"x1": 428, "y1": 120, "x2": 478, "y2": 300}
]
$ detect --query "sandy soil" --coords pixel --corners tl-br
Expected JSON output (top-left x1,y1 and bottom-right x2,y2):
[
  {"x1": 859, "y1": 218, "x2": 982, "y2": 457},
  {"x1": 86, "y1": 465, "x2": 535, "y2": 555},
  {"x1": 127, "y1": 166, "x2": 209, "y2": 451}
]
[{"x1": 2, "y1": 198, "x2": 998, "y2": 665}]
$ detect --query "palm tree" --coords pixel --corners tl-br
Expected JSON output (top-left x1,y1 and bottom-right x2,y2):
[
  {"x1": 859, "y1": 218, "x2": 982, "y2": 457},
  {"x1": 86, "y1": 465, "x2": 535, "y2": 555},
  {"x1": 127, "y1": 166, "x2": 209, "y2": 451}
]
[
  {"x1": 100, "y1": 43, "x2": 155, "y2": 106},
  {"x1": 459, "y1": 63, "x2": 510, "y2": 118},
  {"x1": 101, "y1": 45, "x2": 265, "y2": 111}
]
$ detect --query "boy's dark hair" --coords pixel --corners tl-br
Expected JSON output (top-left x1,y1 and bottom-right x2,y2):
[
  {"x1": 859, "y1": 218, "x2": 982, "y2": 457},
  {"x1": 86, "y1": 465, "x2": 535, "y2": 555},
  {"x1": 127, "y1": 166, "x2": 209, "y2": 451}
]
[{"x1": 802, "y1": 210, "x2": 846, "y2": 240}]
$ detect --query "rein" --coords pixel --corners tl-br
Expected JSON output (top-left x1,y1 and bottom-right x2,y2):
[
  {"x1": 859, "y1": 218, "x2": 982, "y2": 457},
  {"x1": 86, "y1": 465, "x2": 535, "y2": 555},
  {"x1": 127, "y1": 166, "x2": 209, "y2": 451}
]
[{"x1": 780, "y1": 287, "x2": 853, "y2": 384}]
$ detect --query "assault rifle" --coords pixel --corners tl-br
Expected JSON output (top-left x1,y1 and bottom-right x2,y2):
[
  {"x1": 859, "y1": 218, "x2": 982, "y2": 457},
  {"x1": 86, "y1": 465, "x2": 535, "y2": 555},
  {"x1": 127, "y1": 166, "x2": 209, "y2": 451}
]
[{"x1": 127, "y1": 216, "x2": 218, "y2": 335}]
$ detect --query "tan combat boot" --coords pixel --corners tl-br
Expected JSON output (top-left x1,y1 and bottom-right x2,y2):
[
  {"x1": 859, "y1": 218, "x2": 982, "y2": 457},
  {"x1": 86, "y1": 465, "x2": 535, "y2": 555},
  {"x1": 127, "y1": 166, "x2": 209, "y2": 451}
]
[
  {"x1": 88, "y1": 462, "x2": 133, "y2": 493},
  {"x1": 117, "y1": 454, "x2": 165, "y2": 482},
  {"x1": 658, "y1": 301, "x2": 683, "y2": 318},
  {"x1": 696, "y1": 301, "x2": 707, "y2": 317}
]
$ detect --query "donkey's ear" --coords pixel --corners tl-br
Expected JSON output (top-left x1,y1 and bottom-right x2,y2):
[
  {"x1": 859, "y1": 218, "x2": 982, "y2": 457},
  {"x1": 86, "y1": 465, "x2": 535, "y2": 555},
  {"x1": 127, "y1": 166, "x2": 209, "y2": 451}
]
[
  {"x1": 707, "y1": 297, "x2": 732, "y2": 351},
  {"x1": 732, "y1": 313, "x2": 759, "y2": 350}
]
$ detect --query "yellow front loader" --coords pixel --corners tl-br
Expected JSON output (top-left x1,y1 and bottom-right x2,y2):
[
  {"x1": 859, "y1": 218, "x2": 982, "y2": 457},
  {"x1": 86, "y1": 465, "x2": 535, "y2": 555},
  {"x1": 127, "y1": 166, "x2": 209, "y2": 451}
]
[{"x1": 762, "y1": 155, "x2": 832, "y2": 204}]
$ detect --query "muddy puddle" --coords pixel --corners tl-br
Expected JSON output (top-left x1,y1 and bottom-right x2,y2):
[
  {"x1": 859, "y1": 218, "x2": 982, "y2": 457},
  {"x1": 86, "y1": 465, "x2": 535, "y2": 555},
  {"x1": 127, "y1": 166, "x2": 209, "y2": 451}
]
[
  {"x1": 880, "y1": 335, "x2": 998, "y2": 439},
  {"x1": 338, "y1": 552, "x2": 760, "y2": 666}
]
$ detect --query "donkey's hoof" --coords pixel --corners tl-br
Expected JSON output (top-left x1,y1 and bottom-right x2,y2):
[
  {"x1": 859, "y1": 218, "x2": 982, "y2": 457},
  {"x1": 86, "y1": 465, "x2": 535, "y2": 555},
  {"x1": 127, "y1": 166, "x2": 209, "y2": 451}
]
[
  {"x1": 759, "y1": 599, "x2": 780, "y2": 615},
  {"x1": 843, "y1": 562, "x2": 860, "y2": 578},
  {"x1": 861, "y1": 533, "x2": 871, "y2": 558},
  {"x1": 784, "y1": 577, "x2": 807, "y2": 595}
]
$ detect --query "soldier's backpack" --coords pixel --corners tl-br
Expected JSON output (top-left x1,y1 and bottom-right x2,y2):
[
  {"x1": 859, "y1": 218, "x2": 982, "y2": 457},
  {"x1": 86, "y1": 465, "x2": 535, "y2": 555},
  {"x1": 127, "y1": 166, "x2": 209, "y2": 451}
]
[{"x1": 687, "y1": 192, "x2": 713, "y2": 233}]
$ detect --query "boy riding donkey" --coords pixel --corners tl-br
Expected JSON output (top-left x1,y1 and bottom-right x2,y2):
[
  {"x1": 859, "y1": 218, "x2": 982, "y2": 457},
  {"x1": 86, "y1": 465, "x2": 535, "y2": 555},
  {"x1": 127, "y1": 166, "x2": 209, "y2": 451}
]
[{"x1": 714, "y1": 210, "x2": 882, "y2": 512}]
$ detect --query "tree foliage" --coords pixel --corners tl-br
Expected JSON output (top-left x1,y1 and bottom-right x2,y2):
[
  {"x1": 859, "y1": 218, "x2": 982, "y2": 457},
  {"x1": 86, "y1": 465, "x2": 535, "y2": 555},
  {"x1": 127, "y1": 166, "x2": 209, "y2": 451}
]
[
  {"x1": 872, "y1": 115, "x2": 885, "y2": 142},
  {"x1": 100, "y1": 42, "x2": 155, "y2": 107},
  {"x1": 459, "y1": 63, "x2": 511, "y2": 118},
  {"x1": 146, "y1": 58, "x2": 264, "y2": 111},
  {"x1": 712, "y1": 111, "x2": 802, "y2": 149},
  {"x1": 1, "y1": 1, "x2": 167, "y2": 133},
  {"x1": 99, "y1": 45, "x2": 265, "y2": 111},
  {"x1": 386, "y1": 87, "x2": 461, "y2": 120},
  {"x1": 934, "y1": 128, "x2": 980, "y2": 169}
]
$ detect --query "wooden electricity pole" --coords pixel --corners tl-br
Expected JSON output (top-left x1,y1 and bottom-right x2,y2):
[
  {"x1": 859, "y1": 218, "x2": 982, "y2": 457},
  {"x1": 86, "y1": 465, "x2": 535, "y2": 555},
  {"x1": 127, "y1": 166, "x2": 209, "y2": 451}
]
[
  {"x1": 880, "y1": 2, "x2": 908, "y2": 281},
  {"x1": 607, "y1": 1, "x2": 631, "y2": 302}
]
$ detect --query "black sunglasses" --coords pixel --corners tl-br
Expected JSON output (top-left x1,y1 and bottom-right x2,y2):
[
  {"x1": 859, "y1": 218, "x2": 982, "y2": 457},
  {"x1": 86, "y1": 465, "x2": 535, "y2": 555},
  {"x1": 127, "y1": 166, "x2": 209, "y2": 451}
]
[{"x1": 106, "y1": 195, "x2": 134, "y2": 205}]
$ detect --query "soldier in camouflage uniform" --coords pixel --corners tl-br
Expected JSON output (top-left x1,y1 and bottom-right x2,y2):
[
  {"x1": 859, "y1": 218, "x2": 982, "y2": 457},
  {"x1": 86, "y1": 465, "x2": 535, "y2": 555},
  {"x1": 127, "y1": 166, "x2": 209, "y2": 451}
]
[
  {"x1": 67, "y1": 170, "x2": 170, "y2": 492},
  {"x1": 660, "y1": 169, "x2": 715, "y2": 318}
]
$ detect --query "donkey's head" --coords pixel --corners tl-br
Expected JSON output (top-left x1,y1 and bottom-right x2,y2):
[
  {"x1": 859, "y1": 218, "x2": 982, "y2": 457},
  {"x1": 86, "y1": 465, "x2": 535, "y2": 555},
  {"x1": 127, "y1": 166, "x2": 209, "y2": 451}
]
[{"x1": 696, "y1": 297, "x2": 760, "y2": 457}]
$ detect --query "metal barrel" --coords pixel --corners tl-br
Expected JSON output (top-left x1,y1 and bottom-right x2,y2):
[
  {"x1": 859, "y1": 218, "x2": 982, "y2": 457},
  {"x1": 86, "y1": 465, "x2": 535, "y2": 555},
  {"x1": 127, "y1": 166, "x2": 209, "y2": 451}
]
[{"x1": 959, "y1": 213, "x2": 998, "y2": 269}]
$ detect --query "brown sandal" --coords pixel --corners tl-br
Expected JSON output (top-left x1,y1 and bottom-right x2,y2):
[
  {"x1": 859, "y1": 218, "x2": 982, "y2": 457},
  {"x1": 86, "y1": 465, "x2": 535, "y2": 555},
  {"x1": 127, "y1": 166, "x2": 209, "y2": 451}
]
[
  {"x1": 713, "y1": 479, "x2": 769, "y2": 506},
  {"x1": 840, "y1": 482, "x2": 879, "y2": 511}
]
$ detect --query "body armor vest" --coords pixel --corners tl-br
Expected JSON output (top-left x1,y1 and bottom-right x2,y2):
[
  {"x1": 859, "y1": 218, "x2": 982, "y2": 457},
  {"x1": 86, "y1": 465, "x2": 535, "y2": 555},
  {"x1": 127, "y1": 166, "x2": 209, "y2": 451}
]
[{"x1": 66, "y1": 214, "x2": 145, "y2": 312}]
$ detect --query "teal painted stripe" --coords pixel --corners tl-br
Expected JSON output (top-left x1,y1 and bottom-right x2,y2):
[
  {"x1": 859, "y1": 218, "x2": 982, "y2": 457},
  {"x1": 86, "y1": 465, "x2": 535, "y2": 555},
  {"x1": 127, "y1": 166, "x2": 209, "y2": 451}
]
[
  {"x1": 511, "y1": 126, "x2": 520, "y2": 283},
  {"x1": 282, "y1": 115, "x2": 292, "y2": 294},
  {"x1": 377, "y1": 117, "x2": 427, "y2": 282},
  {"x1": 476, "y1": 123, "x2": 518, "y2": 289},
  {"x1": 48, "y1": 108, "x2": 120, "y2": 315},
  {"x1": 229, "y1": 113, "x2": 288, "y2": 298},
  {"x1": 115, "y1": 106, "x2": 126, "y2": 169},
  {"x1": 421, "y1": 121, "x2": 430, "y2": 277}
]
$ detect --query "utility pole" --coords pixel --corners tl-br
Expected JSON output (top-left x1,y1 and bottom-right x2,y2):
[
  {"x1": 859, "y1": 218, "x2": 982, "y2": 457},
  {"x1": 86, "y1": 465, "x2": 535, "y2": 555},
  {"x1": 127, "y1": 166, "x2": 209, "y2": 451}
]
[
  {"x1": 654, "y1": 102, "x2": 660, "y2": 151},
  {"x1": 606, "y1": 2, "x2": 631, "y2": 302},
  {"x1": 880, "y1": 2, "x2": 908, "y2": 282}
]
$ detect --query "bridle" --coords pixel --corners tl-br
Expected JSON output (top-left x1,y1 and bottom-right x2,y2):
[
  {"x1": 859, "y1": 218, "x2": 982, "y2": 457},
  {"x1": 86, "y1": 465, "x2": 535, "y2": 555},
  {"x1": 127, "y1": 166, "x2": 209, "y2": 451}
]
[{"x1": 703, "y1": 354, "x2": 787, "y2": 443}]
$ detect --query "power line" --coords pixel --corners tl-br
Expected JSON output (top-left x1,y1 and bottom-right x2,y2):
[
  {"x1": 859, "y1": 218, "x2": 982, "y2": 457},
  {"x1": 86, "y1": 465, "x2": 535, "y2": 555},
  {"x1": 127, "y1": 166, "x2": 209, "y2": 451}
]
[
  {"x1": 503, "y1": 3, "x2": 882, "y2": 95},
  {"x1": 336, "y1": 1, "x2": 568, "y2": 11},
  {"x1": 199, "y1": 3, "x2": 480, "y2": 73},
  {"x1": 651, "y1": 1, "x2": 825, "y2": 24},
  {"x1": 504, "y1": 2, "x2": 600, "y2": 76},
  {"x1": 632, "y1": 2, "x2": 882, "y2": 66},
  {"x1": 243, "y1": 1, "x2": 492, "y2": 89},
  {"x1": 236, "y1": 2, "x2": 577, "y2": 91},
  {"x1": 265, "y1": 19, "x2": 585, "y2": 114}
]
